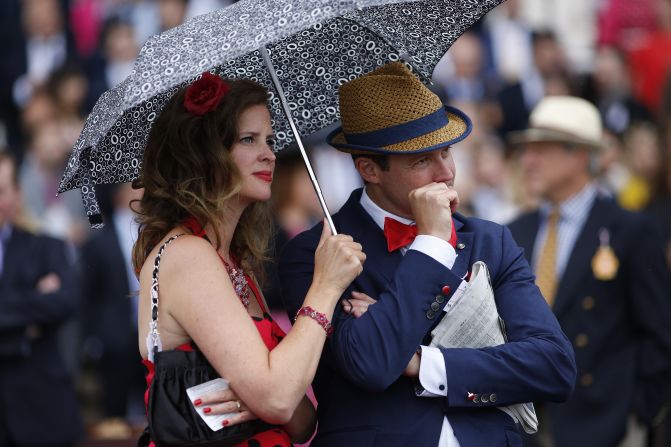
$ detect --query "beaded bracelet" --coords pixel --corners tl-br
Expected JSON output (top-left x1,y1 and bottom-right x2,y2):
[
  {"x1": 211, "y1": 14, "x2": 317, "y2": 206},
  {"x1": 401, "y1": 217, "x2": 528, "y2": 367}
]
[{"x1": 294, "y1": 306, "x2": 333, "y2": 336}]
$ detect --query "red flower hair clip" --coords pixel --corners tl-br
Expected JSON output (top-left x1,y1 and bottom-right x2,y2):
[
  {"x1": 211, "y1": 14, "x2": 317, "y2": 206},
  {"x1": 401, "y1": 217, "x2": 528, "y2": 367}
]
[{"x1": 184, "y1": 72, "x2": 230, "y2": 116}]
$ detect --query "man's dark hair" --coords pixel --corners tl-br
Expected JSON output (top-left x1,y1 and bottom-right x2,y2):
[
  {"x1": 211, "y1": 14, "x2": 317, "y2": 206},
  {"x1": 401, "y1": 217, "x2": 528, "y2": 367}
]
[{"x1": 351, "y1": 153, "x2": 390, "y2": 171}]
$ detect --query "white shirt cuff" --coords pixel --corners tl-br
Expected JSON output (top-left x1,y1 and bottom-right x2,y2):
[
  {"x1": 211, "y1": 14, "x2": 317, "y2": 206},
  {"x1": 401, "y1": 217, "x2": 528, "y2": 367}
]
[
  {"x1": 416, "y1": 346, "x2": 447, "y2": 397},
  {"x1": 409, "y1": 235, "x2": 457, "y2": 269}
]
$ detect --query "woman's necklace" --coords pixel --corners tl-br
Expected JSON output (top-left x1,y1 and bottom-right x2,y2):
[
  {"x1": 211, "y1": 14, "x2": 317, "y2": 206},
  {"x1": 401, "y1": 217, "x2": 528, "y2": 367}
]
[{"x1": 221, "y1": 257, "x2": 251, "y2": 308}]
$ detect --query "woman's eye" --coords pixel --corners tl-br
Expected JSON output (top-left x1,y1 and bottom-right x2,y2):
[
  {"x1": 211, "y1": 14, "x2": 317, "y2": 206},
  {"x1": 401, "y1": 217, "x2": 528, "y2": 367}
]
[
  {"x1": 266, "y1": 139, "x2": 276, "y2": 148},
  {"x1": 240, "y1": 136, "x2": 253, "y2": 144}
]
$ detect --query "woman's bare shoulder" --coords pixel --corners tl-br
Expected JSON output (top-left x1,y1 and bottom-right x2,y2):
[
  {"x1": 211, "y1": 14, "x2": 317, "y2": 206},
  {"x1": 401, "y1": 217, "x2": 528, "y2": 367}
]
[{"x1": 139, "y1": 230, "x2": 221, "y2": 282}]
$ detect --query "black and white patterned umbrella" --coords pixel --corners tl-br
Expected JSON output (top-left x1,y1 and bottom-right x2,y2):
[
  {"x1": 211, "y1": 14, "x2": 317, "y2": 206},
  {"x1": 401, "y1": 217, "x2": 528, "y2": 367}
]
[{"x1": 59, "y1": 0, "x2": 504, "y2": 229}]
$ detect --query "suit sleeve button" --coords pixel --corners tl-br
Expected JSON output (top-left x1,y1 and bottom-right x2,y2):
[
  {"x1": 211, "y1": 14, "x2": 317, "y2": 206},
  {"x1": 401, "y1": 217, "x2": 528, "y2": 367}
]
[
  {"x1": 436, "y1": 295, "x2": 445, "y2": 303},
  {"x1": 490, "y1": 394, "x2": 497, "y2": 403},
  {"x1": 426, "y1": 310, "x2": 436, "y2": 319},
  {"x1": 473, "y1": 394, "x2": 480, "y2": 403},
  {"x1": 481, "y1": 394, "x2": 489, "y2": 403},
  {"x1": 442, "y1": 285, "x2": 451, "y2": 294},
  {"x1": 430, "y1": 302, "x2": 441, "y2": 311}
]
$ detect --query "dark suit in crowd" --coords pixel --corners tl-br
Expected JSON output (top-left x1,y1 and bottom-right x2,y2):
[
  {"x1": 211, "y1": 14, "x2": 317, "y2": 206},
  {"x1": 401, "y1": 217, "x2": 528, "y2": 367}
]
[
  {"x1": 0, "y1": 227, "x2": 83, "y2": 446},
  {"x1": 509, "y1": 195, "x2": 671, "y2": 447}
]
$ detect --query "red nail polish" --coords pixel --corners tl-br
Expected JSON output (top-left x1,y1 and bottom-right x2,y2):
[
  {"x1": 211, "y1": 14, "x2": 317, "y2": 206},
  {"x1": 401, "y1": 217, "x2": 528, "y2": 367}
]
[
  {"x1": 222, "y1": 420, "x2": 229, "y2": 426},
  {"x1": 193, "y1": 399, "x2": 202, "y2": 406},
  {"x1": 204, "y1": 407, "x2": 212, "y2": 414}
]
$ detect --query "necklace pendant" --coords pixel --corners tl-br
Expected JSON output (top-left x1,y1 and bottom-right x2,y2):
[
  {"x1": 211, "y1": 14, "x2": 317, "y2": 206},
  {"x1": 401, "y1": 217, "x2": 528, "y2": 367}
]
[{"x1": 223, "y1": 259, "x2": 251, "y2": 308}]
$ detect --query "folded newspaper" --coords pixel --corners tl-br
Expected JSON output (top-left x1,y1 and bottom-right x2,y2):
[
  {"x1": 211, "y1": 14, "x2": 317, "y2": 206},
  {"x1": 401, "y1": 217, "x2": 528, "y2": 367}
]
[{"x1": 430, "y1": 261, "x2": 538, "y2": 434}]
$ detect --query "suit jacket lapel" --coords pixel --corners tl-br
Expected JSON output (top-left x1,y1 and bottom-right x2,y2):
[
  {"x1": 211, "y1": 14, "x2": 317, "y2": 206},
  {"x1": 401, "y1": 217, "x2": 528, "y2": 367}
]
[
  {"x1": 514, "y1": 212, "x2": 541, "y2": 266},
  {"x1": 553, "y1": 198, "x2": 614, "y2": 318},
  {"x1": 451, "y1": 215, "x2": 473, "y2": 280}
]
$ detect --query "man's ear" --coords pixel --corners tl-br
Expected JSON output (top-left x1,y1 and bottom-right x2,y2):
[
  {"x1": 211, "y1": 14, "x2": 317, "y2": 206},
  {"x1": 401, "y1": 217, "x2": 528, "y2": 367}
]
[{"x1": 354, "y1": 157, "x2": 381, "y2": 184}]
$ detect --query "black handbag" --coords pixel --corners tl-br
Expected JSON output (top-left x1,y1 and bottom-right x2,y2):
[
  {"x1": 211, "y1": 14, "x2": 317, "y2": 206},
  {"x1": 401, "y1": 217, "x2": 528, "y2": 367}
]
[{"x1": 142, "y1": 235, "x2": 277, "y2": 447}]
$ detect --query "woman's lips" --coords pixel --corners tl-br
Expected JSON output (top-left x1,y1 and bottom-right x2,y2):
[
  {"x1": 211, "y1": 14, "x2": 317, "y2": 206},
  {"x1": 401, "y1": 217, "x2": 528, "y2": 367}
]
[{"x1": 253, "y1": 171, "x2": 273, "y2": 182}]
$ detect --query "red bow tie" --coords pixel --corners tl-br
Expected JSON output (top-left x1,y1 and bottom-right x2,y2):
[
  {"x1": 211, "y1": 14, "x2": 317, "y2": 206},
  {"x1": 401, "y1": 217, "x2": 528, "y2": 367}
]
[{"x1": 383, "y1": 217, "x2": 457, "y2": 252}]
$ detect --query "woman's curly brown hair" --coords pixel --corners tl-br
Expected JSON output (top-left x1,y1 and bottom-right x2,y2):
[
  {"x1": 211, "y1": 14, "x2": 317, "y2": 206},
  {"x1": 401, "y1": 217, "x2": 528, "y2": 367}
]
[{"x1": 131, "y1": 77, "x2": 273, "y2": 279}]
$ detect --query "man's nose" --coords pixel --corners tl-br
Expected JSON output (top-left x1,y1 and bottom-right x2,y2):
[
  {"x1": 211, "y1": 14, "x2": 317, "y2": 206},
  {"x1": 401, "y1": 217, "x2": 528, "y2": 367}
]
[{"x1": 434, "y1": 158, "x2": 454, "y2": 183}]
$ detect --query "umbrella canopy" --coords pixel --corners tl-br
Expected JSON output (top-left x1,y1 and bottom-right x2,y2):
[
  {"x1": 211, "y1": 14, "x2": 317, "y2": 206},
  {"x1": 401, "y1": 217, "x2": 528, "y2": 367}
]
[{"x1": 59, "y1": 0, "x2": 505, "y2": 227}]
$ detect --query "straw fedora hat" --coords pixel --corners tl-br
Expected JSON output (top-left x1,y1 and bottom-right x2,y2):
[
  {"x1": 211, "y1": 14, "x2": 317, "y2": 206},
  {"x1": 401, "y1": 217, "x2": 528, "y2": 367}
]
[
  {"x1": 507, "y1": 96, "x2": 604, "y2": 149},
  {"x1": 327, "y1": 62, "x2": 472, "y2": 154}
]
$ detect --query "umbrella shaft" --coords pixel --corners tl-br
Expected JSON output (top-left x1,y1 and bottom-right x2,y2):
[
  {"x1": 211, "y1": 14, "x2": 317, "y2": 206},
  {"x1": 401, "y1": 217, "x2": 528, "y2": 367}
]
[{"x1": 259, "y1": 45, "x2": 337, "y2": 236}]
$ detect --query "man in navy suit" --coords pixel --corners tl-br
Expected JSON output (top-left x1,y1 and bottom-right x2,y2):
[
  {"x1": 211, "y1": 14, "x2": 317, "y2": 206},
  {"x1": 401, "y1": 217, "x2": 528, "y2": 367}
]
[
  {"x1": 507, "y1": 96, "x2": 671, "y2": 447},
  {"x1": 279, "y1": 62, "x2": 576, "y2": 447},
  {"x1": 0, "y1": 152, "x2": 82, "y2": 446}
]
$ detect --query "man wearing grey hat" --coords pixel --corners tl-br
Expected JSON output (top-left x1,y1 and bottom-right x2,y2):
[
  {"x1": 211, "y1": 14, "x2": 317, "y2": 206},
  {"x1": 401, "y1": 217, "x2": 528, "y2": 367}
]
[
  {"x1": 507, "y1": 96, "x2": 671, "y2": 447},
  {"x1": 280, "y1": 62, "x2": 576, "y2": 447}
]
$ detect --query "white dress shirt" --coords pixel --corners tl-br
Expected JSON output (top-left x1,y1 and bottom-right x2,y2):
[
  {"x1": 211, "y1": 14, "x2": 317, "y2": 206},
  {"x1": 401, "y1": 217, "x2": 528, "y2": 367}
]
[
  {"x1": 113, "y1": 209, "x2": 140, "y2": 326},
  {"x1": 359, "y1": 189, "x2": 460, "y2": 446}
]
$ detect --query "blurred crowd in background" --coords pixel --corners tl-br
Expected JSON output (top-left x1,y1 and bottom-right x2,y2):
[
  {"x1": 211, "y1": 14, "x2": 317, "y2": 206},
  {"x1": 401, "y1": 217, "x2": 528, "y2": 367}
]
[{"x1": 0, "y1": 0, "x2": 670, "y2": 444}]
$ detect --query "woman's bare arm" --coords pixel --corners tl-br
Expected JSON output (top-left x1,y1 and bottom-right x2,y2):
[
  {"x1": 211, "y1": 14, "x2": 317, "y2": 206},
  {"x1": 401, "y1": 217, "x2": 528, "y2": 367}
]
[{"x1": 154, "y1": 225, "x2": 363, "y2": 424}]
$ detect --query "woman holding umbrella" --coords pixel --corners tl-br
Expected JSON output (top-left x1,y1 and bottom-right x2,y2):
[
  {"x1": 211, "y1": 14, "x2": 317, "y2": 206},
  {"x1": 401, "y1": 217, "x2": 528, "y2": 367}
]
[{"x1": 132, "y1": 72, "x2": 365, "y2": 446}]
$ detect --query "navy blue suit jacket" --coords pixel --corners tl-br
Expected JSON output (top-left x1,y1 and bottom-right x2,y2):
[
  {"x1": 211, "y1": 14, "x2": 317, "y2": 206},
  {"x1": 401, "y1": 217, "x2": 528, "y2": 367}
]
[
  {"x1": 280, "y1": 189, "x2": 576, "y2": 447},
  {"x1": 0, "y1": 227, "x2": 83, "y2": 445},
  {"x1": 508, "y1": 196, "x2": 671, "y2": 447}
]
